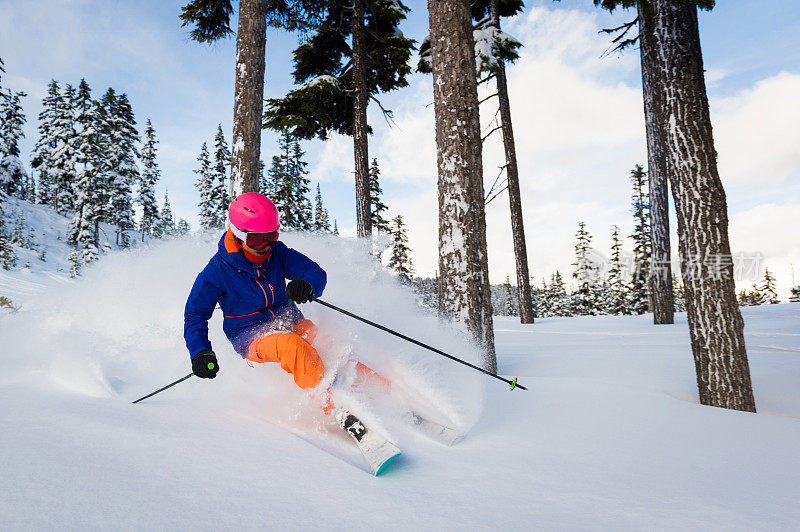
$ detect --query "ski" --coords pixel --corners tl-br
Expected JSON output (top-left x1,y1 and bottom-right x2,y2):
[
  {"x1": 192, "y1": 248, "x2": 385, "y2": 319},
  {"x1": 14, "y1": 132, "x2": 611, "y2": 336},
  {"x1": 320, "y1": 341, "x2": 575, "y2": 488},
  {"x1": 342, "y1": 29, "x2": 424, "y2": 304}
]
[
  {"x1": 335, "y1": 409, "x2": 401, "y2": 476},
  {"x1": 408, "y1": 412, "x2": 463, "y2": 446}
]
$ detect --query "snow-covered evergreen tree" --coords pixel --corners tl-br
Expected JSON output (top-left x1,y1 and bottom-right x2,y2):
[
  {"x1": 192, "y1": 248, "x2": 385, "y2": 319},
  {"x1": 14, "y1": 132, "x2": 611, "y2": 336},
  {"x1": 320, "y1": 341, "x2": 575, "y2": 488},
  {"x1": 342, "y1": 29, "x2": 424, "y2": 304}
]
[
  {"x1": 789, "y1": 285, "x2": 800, "y2": 303},
  {"x1": 137, "y1": 119, "x2": 161, "y2": 238},
  {"x1": 69, "y1": 79, "x2": 105, "y2": 253},
  {"x1": 105, "y1": 92, "x2": 138, "y2": 246},
  {"x1": 0, "y1": 89, "x2": 29, "y2": 197},
  {"x1": 572, "y1": 222, "x2": 600, "y2": 315},
  {"x1": 549, "y1": 271, "x2": 572, "y2": 317},
  {"x1": 629, "y1": 164, "x2": 651, "y2": 314},
  {"x1": 31, "y1": 80, "x2": 61, "y2": 206},
  {"x1": 606, "y1": 225, "x2": 629, "y2": 315},
  {"x1": 502, "y1": 275, "x2": 518, "y2": 316},
  {"x1": 387, "y1": 214, "x2": 413, "y2": 283},
  {"x1": 50, "y1": 83, "x2": 78, "y2": 213},
  {"x1": 368, "y1": 158, "x2": 390, "y2": 233},
  {"x1": 194, "y1": 142, "x2": 216, "y2": 230},
  {"x1": 176, "y1": 218, "x2": 191, "y2": 236},
  {"x1": 154, "y1": 191, "x2": 176, "y2": 238},
  {"x1": 210, "y1": 124, "x2": 230, "y2": 227},
  {"x1": 758, "y1": 268, "x2": 780, "y2": 304},
  {"x1": 313, "y1": 183, "x2": 330, "y2": 232},
  {"x1": 270, "y1": 130, "x2": 312, "y2": 231}
]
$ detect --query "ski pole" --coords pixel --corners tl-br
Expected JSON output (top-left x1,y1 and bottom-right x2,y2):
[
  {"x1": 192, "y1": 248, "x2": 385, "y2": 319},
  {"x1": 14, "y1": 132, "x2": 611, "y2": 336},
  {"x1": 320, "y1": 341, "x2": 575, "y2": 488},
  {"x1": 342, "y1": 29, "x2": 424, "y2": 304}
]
[
  {"x1": 132, "y1": 373, "x2": 194, "y2": 404},
  {"x1": 313, "y1": 298, "x2": 527, "y2": 391}
]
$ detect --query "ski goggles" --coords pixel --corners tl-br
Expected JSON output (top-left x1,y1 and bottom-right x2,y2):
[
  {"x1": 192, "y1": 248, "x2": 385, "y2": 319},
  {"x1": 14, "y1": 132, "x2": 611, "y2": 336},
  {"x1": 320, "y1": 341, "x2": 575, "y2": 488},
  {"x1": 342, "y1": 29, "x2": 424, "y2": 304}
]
[{"x1": 242, "y1": 230, "x2": 279, "y2": 250}]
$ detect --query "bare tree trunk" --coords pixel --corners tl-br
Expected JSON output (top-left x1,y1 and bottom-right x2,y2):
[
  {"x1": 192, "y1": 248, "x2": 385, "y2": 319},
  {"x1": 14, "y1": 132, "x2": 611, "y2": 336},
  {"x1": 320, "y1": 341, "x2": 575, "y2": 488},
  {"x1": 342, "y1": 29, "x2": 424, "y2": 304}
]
[
  {"x1": 489, "y1": 0, "x2": 534, "y2": 324},
  {"x1": 428, "y1": 0, "x2": 496, "y2": 372},
  {"x1": 230, "y1": 0, "x2": 266, "y2": 199},
  {"x1": 638, "y1": 2, "x2": 674, "y2": 325},
  {"x1": 352, "y1": 0, "x2": 372, "y2": 238},
  {"x1": 652, "y1": 0, "x2": 755, "y2": 412}
]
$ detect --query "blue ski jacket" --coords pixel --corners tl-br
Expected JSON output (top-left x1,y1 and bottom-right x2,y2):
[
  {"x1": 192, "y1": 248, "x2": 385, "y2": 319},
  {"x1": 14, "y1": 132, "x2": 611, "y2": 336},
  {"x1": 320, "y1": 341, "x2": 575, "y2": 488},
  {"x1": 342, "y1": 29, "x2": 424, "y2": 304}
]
[{"x1": 184, "y1": 230, "x2": 327, "y2": 359}]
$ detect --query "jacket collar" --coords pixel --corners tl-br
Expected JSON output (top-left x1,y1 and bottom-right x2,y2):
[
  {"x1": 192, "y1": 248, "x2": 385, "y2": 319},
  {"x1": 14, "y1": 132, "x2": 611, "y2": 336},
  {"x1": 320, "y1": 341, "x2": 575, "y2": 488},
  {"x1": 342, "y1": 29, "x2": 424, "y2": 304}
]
[{"x1": 217, "y1": 229, "x2": 271, "y2": 274}]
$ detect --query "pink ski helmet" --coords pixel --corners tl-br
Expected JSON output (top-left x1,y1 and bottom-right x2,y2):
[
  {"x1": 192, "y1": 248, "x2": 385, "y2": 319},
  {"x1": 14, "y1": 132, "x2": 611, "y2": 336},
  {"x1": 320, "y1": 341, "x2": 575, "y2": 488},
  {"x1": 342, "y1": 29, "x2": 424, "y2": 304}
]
[{"x1": 228, "y1": 192, "x2": 280, "y2": 241}]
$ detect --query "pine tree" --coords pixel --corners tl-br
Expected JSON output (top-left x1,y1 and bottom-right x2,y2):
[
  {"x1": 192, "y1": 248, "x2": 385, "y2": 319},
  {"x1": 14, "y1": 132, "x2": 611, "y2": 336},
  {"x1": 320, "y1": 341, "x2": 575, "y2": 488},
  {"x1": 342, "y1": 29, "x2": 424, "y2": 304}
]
[
  {"x1": 263, "y1": 0, "x2": 415, "y2": 237},
  {"x1": 549, "y1": 271, "x2": 571, "y2": 317},
  {"x1": 606, "y1": 225, "x2": 629, "y2": 315},
  {"x1": 176, "y1": 218, "x2": 191, "y2": 235},
  {"x1": 138, "y1": 119, "x2": 161, "y2": 238},
  {"x1": 313, "y1": 183, "x2": 330, "y2": 232},
  {"x1": 105, "y1": 92, "x2": 139, "y2": 246},
  {"x1": 270, "y1": 130, "x2": 312, "y2": 230},
  {"x1": 50, "y1": 83, "x2": 78, "y2": 213},
  {"x1": 69, "y1": 79, "x2": 105, "y2": 252},
  {"x1": 788, "y1": 285, "x2": 800, "y2": 303},
  {"x1": 387, "y1": 214, "x2": 413, "y2": 283},
  {"x1": 195, "y1": 142, "x2": 215, "y2": 230},
  {"x1": 31, "y1": 79, "x2": 61, "y2": 206},
  {"x1": 290, "y1": 139, "x2": 312, "y2": 230},
  {"x1": 333, "y1": 219, "x2": 339, "y2": 235},
  {"x1": 502, "y1": 275, "x2": 518, "y2": 316},
  {"x1": 155, "y1": 191, "x2": 176, "y2": 238},
  {"x1": 629, "y1": 164, "x2": 651, "y2": 314},
  {"x1": 0, "y1": 206, "x2": 17, "y2": 270},
  {"x1": 257, "y1": 159, "x2": 270, "y2": 198},
  {"x1": 757, "y1": 268, "x2": 780, "y2": 304},
  {"x1": 0, "y1": 89, "x2": 29, "y2": 197},
  {"x1": 210, "y1": 124, "x2": 230, "y2": 227},
  {"x1": 572, "y1": 222, "x2": 599, "y2": 315},
  {"x1": 368, "y1": 158, "x2": 390, "y2": 233}
]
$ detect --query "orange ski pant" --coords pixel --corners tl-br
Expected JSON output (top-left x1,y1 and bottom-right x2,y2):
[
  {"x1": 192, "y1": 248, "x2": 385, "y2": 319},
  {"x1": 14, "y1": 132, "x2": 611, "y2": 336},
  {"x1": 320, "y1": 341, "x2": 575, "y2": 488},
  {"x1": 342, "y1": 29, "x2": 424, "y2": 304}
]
[
  {"x1": 245, "y1": 319, "x2": 325, "y2": 390},
  {"x1": 245, "y1": 319, "x2": 392, "y2": 408}
]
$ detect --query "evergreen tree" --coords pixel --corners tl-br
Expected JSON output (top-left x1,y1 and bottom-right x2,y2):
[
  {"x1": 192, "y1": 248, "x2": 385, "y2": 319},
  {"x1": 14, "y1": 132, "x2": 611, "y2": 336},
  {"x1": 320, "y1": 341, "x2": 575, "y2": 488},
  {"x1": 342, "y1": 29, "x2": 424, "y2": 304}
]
[
  {"x1": 105, "y1": 92, "x2": 139, "y2": 246},
  {"x1": 606, "y1": 225, "x2": 630, "y2": 315},
  {"x1": 629, "y1": 164, "x2": 651, "y2": 314},
  {"x1": 50, "y1": 83, "x2": 78, "y2": 213},
  {"x1": 502, "y1": 275, "x2": 518, "y2": 316},
  {"x1": 69, "y1": 79, "x2": 105, "y2": 253},
  {"x1": 549, "y1": 271, "x2": 571, "y2": 317},
  {"x1": 137, "y1": 119, "x2": 161, "y2": 238},
  {"x1": 757, "y1": 268, "x2": 780, "y2": 304},
  {"x1": 155, "y1": 191, "x2": 176, "y2": 238},
  {"x1": 263, "y1": 0, "x2": 415, "y2": 237},
  {"x1": 210, "y1": 123, "x2": 230, "y2": 227},
  {"x1": 0, "y1": 204, "x2": 17, "y2": 270},
  {"x1": 0, "y1": 89, "x2": 28, "y2": 196},
  {"x1": 290, "y1": 139, "x2": 313, "y2": 230},
  {"x1": 788, "y1": 285, "x2": 800, "y2": 303},
  {"x1": 333, "y1": 219, "x2": 339, "y2": 235},
  {"x1": 176, "y1": 218, "x2": 191, "y2": 235},
  {"x1": 572, "y1": 222, "x2": 599, "y2": 315},
  {"x1": 31, "y1": 79, "x2": 61, "y2": 206},
  {"x1": 195, "y1": 142, "x2": 216, "y2": 229},
  {"x1": 387, "y1": 214, "x2": 413, "y2": 282},
  {"x1": 270, "y1": 130, "x2": 312, "y2": 230},
  {"x1": 313, "y1": 182, "x2": 330, "y2": 232},
  {"x1": 368, "y1": 158, "x2": 389, "y2": 233},
  {"x1": 257, "y1": 159, "x2": 270, "y2": 198}
]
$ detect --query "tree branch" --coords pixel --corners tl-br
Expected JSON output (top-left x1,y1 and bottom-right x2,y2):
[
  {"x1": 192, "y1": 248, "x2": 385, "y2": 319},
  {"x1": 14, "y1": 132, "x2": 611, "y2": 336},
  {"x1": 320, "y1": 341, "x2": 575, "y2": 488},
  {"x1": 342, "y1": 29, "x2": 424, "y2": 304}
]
[
  {"x1": 370, "y1": 95, "x2": 399, "y2": 128},
  {"x1": 479, "y1": 92, "x2": 499, "y2": 105},
  {"x1": 485, "y1": 184, "x2": 508, "y2": 206},
  {"x1": 599, "y1": 16, "x2": 640, "y2": 57},
  {"x1": 481, "y1": 126, "x2": 502, "y2": 144}
]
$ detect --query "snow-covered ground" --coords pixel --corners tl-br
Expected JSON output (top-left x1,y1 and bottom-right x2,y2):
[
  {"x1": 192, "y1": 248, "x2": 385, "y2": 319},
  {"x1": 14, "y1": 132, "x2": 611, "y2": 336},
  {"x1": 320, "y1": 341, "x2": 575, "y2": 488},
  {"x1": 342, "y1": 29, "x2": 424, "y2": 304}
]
[{"x1": 1, "y1": 231, "x2": 799, "y2": 530}]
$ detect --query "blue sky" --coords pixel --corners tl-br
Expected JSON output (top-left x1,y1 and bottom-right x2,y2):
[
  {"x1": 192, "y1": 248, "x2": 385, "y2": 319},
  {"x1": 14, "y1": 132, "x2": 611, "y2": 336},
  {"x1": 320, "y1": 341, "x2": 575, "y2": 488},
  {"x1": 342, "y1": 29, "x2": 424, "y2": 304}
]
[{"x1": 1, "y1": 0, "x2": 799, "y2": 295}]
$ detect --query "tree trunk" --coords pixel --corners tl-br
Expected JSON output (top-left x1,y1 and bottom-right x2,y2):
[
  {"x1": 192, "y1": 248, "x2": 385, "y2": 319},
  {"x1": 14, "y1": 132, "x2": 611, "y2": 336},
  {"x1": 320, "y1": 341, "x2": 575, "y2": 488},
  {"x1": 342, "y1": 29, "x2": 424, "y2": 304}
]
[
  {"x1": 638, "y1": 1, "x2": 674, "y2": 325},
  {"x1": 352, "y1": 0, "x2": 372, "y2": 238},
  {"x1": 490, "y1": 0, "x2": 534, "y2": 324},
  {"x1": 652, "y1": 0, "x2": 755, "y2": 412},
  {"x1": 230, "y1": 0, "x2": 266, "y2": 199},
  {"x1": 428, "y1": 0, "x2": 496, "y2": 373}
]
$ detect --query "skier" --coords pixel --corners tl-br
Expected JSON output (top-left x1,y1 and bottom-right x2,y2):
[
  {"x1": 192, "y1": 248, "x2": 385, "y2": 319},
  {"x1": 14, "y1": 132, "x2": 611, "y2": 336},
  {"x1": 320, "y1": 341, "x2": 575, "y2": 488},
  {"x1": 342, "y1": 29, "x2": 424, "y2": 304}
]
[{"x1": 184, "y1": 192, "x2": 335, "y2": 408}]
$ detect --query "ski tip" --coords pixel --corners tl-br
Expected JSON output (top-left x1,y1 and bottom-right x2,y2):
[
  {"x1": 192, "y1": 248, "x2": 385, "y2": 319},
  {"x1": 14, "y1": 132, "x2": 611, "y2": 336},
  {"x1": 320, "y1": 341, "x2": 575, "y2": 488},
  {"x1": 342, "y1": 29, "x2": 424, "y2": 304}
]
[
  {"x1": 374, "y1": 452, "x2": 401, "y2": 476},
  {"x1": 509, "y1": 377, "x2": 517, "y2": 391}
]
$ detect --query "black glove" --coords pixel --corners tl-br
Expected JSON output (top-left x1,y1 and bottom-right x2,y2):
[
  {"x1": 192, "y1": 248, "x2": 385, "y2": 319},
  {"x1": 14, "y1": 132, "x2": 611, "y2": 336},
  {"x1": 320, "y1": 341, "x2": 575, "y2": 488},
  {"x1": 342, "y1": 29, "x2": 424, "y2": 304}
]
[
  {"x1": 192, "y1": 351, "x2": 219, "y2": 379},
  {"x1": 285, "y1": 279, "x2": 315, "y2": 303}
]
